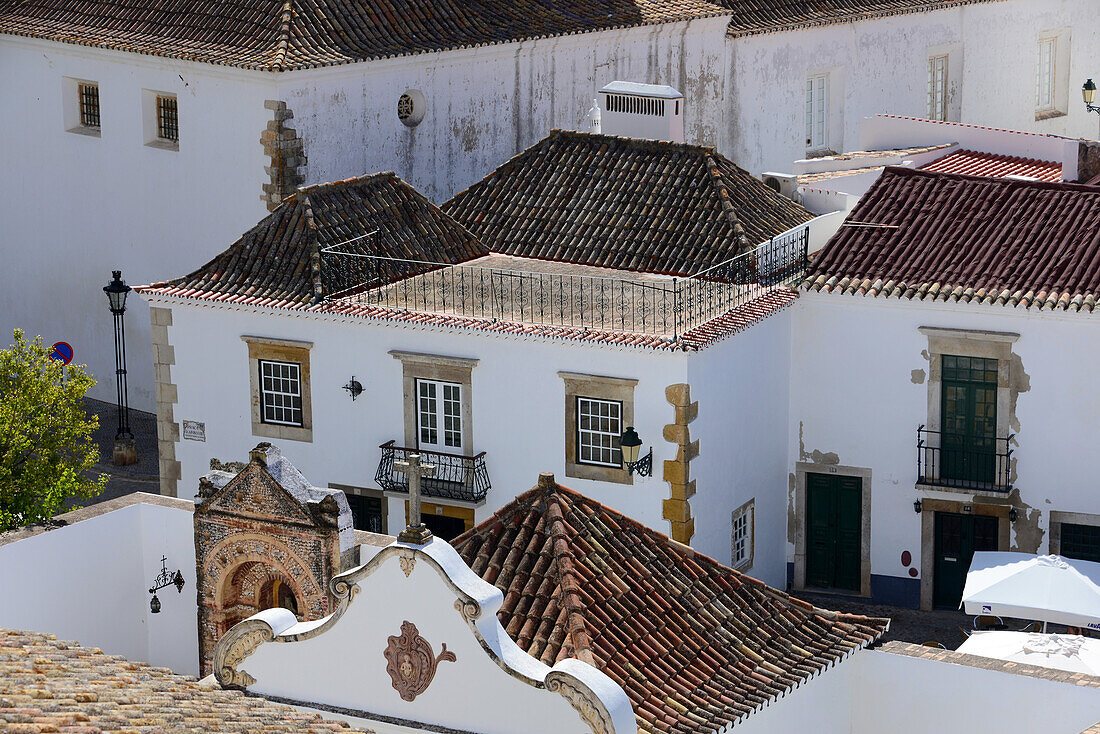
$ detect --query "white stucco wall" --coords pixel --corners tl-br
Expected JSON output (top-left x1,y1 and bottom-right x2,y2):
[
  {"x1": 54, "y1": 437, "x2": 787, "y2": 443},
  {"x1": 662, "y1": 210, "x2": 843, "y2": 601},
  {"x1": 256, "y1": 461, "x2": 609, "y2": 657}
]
[
  {"x1": 728, "y1": 647, "x2": 1100, "y2": 733},
  {"x1": 724, "y1": 0, "x2": 1100, "y2": 177},
  {"x1": 155, "y1": 298, "x2": 690, "y2": 534},
  {"x1": 790, "y1": 292, "x2": 1100, "y2": 598},
  {"x1": 0, "y1": 502, "x2": 198, "y2": 675},
  {"x1": 688, "y1": 309, "x2": 792, "y2": 587},
  {"x1": 0, "y1": 37, "x2": 275, "y2": 411},
  {"x1": 277, "y1": 17, "x2": 730, "y2": 203}
]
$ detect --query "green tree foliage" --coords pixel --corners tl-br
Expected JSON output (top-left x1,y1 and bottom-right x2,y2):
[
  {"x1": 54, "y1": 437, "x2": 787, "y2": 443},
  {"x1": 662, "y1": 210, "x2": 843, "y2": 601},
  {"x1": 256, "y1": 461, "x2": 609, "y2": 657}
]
[{"x1": 0, "y1": 330, "x2": 107, "y2": 531}]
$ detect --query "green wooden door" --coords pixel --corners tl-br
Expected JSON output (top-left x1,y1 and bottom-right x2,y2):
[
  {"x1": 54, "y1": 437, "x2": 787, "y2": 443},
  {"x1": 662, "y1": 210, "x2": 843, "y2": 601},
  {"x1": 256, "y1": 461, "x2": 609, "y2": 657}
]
[
  {"x1": 933, "y1": 512, "x2": 999, "y2": 609},
  {"x1": 806, "y1": 473, "x2": 862, "y2": 592},
  {"x1": 941, "y1": 355, "x2": 998, "y2": 484}
]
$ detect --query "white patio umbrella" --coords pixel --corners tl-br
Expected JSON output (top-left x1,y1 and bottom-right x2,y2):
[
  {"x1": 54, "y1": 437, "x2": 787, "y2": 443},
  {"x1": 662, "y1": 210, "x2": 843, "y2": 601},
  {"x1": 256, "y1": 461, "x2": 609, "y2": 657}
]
[
  {"x1": 957, "y1": 631, "x2": 1100, "y2": 675},
  {"x1": 962, "y1": 552, "x2": 1100, "y2": 630}
]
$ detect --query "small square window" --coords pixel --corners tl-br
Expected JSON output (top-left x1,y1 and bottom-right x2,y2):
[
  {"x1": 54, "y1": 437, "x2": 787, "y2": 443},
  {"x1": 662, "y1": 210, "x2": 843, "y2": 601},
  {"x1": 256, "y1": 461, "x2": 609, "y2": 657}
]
[
  {"x1": 576, "y1": 397, "x2": 623, "y2": 467},
  {"x1": 732, "y1": 499, "x2": 755, "y2": 570},
  {"x1": 259, "y1": 359, "x2": 303, "y2": 427},
  {"x1": 79, "y1": 83, "x2": 101, "y2": 129},
  {"x1": 157, "y1": 95, "x2": 179, "y2": 142}
]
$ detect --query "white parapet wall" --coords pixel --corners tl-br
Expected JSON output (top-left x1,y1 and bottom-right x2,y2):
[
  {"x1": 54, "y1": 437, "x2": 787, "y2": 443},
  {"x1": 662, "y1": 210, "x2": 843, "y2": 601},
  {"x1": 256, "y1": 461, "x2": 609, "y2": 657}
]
[{"x1": 0, "y1": 495, "x2": 199, "y2": 675}]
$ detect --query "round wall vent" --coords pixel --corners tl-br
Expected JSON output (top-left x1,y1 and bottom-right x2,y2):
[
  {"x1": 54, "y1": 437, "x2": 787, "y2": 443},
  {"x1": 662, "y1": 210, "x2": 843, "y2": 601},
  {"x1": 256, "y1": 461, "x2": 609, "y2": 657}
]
[{"x1": 397, "y1": 90, "x2": 426, "y2": 127}]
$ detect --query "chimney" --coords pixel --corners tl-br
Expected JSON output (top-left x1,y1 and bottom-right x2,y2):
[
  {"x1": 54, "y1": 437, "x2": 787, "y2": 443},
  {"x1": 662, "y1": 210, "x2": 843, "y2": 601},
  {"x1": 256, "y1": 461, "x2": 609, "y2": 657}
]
[{"x1": 597, "y1": 82, "x2": 684, "y2": 143}]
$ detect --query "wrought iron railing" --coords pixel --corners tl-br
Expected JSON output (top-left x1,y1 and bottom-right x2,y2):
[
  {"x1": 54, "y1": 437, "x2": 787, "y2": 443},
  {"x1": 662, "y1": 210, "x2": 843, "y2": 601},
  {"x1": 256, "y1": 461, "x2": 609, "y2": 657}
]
[
  {"x1": 322, "y1": 225, "x2": 809, "y2": 337},
  {"x1": 917, "y1": 426, "x2": 1013, "y2": 493},
  {"x1": 374, "y1": 441, "x2": 490, "y2": 503}
]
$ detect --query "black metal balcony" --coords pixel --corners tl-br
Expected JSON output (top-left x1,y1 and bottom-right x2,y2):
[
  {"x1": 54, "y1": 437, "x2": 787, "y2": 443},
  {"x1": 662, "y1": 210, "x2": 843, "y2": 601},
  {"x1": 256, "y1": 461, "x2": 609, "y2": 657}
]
[
  {"x1": 375, "y1": 441, "x2": 490, "y2": 503},
  {"x1": 917, "y1": 426, "x2": 1013, "y2": 493}
]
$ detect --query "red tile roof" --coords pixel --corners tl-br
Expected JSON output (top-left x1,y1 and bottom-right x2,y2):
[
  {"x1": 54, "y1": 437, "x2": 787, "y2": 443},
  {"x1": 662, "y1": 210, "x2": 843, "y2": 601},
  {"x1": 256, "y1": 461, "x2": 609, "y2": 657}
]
[
  {"x1": 442, "y1": 130, "x2": 813, "y2": 277},
  {"x1": 452, "y1": 477, "x2": 888, "y2": 734},
  {"x1": 723, "y1": 0, "x2": 1002, "y2": 36},
  {"x1": 803, "y1": 166, "x2": 1100, "y2": 311},
  {"x1": 920, "y1": 149, "x2": 1063, "y2": 182},
  {"x1": 0, "y1": 0, "x2": 730, "y2": 70}
]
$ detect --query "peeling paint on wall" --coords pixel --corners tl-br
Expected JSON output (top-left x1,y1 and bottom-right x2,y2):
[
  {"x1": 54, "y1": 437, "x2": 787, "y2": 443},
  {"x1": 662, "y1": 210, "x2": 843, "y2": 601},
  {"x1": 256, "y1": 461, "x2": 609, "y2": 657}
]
[{"x1": 910, "y1": 368, "x2": 926, "y2": 384}]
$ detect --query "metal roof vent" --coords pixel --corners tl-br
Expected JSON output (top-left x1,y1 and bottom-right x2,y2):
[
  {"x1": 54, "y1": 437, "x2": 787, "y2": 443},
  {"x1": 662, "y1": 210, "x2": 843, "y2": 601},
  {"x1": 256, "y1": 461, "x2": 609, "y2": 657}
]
[{"x1": 597, "y1": 81, "x2": 684, "y2": 143}]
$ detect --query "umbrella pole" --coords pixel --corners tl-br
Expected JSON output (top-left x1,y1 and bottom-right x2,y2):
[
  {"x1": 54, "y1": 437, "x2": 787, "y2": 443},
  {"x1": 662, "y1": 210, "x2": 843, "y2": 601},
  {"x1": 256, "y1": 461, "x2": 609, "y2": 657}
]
[{"x1": 1043, "y1": 621, "x2": 1048, "y2": 633}]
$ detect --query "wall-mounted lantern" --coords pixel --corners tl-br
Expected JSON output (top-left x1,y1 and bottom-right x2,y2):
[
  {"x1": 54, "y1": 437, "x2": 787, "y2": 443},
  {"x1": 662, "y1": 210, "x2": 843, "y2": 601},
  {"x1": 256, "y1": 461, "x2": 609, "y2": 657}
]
[
  {"x1": 620, "y1": 427, "x2": 653, "y2": 477},
  {"x1": 343, "y1": 376, "x2": 364, "y2": 401},
  {"x1": 148, "y1": 555, "x2": 185, "y2": 614},
  {"x1": 1009, "y1": 507, "x2": 1019, "y2": 523},
  {"x1": 913, "y1": 499, "x2": 923, "y2": 514},
  {"x1": 1083, "y1": 79, "x2": 1100, "y2": 136}
]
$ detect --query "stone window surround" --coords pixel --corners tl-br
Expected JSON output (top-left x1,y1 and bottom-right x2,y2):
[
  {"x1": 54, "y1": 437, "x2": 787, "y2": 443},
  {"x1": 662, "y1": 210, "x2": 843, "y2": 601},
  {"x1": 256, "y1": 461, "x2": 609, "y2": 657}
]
[
  {"x1": 558, "y1": 372, "x2": 637, "y2": 485},
  {"x1": 918, "y1": 497, "x2": 1011, "y2": 611},
  {"x1": 918, "y1": 326, "x2": 1020, "y2": 494},
  {"x1": 243, "y1": 336, "x2": 313, "y2": 443},
  {"x1": 792, "y1": 462, "x2": 873, "y2": 598},
  {"x1": 731, "y1": 497, "x2": 755, "y2": 572},
  {"x1": 390, "y1": 351, "x2": 478, "y2": 455},
  {"x1": 1049, "y1": 510, "x2": 1100, "y2": 557}
]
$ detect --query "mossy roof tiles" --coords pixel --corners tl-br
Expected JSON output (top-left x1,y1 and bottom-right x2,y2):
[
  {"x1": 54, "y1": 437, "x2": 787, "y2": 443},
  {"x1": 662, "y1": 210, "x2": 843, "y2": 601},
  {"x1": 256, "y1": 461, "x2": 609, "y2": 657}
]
[
  {"x1": 0, "y1": 0, "x2": 729, "y2": 70},
  {"x1": 442, "y1": 130, "x2": 813, "y2": 277},
  {"x1": 451, "y1": 480, "x2": 888, "y2": 734}
]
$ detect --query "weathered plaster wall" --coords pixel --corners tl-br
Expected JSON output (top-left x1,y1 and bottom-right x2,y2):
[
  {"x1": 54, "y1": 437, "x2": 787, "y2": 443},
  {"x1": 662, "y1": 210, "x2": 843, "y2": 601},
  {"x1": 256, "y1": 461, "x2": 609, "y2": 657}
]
[
  {"x1": 0, "y1": 37, "x2": 275, "y2": 411},
  {"x1": 724, "y1": 0, "x2": 1100, "y2": 177},
  {"x1": 276, "y1": 17, "x2": 730, "y2": 202},
  {"x1": 790, "y1": 291, "x2": 1100, "y2": 605}
]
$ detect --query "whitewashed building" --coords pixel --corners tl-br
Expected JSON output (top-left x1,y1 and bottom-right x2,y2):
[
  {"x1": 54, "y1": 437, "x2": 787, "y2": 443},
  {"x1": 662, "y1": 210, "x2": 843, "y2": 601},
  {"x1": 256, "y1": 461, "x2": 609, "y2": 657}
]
[
  {"x1": 791, "y1": 165, "x2": 1100, "y2": 610},
  {"x1": 136, "y1": 130, "x2": 824, "y2": 583},
  {"x1": 4, "y1": 0, "x2": 1100, "y2": 410}
]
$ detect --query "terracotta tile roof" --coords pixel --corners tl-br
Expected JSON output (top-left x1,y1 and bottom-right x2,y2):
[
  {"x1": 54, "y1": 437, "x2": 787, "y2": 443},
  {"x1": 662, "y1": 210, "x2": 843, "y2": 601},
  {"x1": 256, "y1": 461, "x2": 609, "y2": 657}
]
[
  {"x1": 442, "y1": 130, "x2": 814, "y2": 277},
  {"x1": 722, "y1": 0, "x2": 1002, "y2": 36},
  {"x1": 0, "y1": 0, "x2": 729, "y2": 70},
  {"x1": 919, "y1": 149, "x2": 1063, "y2": 182},
  {"x1": 803, "y1": 166, "x2": 1100, "y2": 312},
  {"x1": 0, "y1": 628, "x2": 374, "y2": 733},
  {"x1": 452, "y1": 478, "x2": 888, "y2": 734},
  {"x1": 144, "y1": 172, "x2": 486, "y2": 305}
]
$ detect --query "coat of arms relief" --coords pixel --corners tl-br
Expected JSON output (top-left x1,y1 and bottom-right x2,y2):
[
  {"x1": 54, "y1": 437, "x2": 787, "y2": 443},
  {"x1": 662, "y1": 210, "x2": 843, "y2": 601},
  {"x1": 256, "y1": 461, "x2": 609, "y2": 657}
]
[{"x1": 383, "y1": 620, "x2": 457, "y2": 701}]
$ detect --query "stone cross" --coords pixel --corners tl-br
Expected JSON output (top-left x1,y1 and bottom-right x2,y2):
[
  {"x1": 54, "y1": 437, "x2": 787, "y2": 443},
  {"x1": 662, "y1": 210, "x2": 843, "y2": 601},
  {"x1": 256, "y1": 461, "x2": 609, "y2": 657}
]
[{"x1": 396, "y1": 452, "x2": 436, "y2": 545}]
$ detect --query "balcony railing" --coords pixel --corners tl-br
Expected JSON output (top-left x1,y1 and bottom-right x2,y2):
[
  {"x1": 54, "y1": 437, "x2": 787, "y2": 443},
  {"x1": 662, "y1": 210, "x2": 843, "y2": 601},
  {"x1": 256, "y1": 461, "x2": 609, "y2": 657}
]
[
  {"x1": 917, "y1": 426, "x2": 1013, "y2": 493},
  {"x1": 321, "y1": 225, "x2": 809, "y2": 337},
  {"x1": 375, "y1": 441, "x2": 490, "y2": 503}
]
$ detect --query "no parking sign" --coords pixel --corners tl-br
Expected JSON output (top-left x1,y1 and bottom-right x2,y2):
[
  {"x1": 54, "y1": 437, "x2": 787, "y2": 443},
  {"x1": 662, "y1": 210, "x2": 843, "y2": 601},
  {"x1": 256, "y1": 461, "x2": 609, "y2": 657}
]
[{"x1": 50, "y1": 342, "x2": 74, "y2": 366}]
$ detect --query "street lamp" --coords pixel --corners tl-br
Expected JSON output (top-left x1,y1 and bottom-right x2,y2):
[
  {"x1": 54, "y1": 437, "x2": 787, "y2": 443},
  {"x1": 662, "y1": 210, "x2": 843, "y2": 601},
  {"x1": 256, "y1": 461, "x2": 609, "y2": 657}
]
[
  {"x1": 103, "y1": 270, "x2": 137, "y2": 466},
  {"x1": 1083, "y1": 79, "x2": 1100, "y2": 137},
  {"x1": 147, "y1": 555, "x2": 185, "y2": 614},
  {"x1": 620, "y1": 426, "x2": 653, "y2": 477}
]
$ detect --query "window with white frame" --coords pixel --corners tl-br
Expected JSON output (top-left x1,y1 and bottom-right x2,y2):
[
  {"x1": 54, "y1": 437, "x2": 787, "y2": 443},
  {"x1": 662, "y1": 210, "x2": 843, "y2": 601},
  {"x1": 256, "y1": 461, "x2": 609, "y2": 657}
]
[
  {"x1": 927, "y1": 55, "x2": 948, "y2": 121},
  {"x1": 259, "y1": 360, "x2": 303, "y2": 426},
  {"x1": 417, "y1": 379, "x2": 462, "y2": 451},
  {"x1": 1036, "y1": 37, "x2": 1056, "y2": 111},
  {"x1": 732, "y1": 499, "x2": 754, "y2": 570},
  {"x1": 806, "y1": 75, "x2": 828, "y2": 150},
  {"x1": 576, "y1": 397, "x2": 622, "y2": 467}
]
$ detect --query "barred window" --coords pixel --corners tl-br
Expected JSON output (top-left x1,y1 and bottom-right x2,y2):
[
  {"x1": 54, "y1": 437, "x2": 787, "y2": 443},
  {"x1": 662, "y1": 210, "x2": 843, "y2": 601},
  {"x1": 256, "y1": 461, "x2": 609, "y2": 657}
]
[
  {"x1": 157, "y1": 95, "x2": 178, "y2": 142},
  {"x1": 79, "y1": 83, "x2": 100, "y2": 128},
  {"x1": 259, "y1": 360, "x2": 303, "y2": 426},
  {"x1": 576, "y1": 397, "x2": 622, "y2": 467}
]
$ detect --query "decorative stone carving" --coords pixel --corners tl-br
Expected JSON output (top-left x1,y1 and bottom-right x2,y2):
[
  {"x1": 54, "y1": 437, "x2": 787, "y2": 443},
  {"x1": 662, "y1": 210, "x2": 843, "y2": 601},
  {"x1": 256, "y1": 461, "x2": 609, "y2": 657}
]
[
  {"x1": 213, "y1": 620, "x2": 273, "y2": 688},
  {"x1": 398, "y1": 549, "x2": 416, "y2": 578},
  {"x1": 546, "y1": 671, "x2": 616, "y2": 734},
  {"x1": 453, "y1": 597, "x2": 482, "y2": 623},
  {"x1": 383, "y1": 621, "x2": 456, "y2": 701}
]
